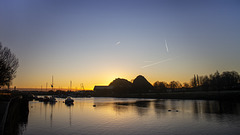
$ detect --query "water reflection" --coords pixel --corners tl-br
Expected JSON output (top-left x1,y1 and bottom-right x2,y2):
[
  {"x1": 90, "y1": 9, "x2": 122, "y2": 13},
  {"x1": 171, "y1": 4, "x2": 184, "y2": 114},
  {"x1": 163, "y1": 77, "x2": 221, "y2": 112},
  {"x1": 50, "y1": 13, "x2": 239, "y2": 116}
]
[
  {"x1": 154, "y1": 99, "x2": 167, "y2": 116},
  {"x1": 49, "y1": 102, "x2": 55, "y2": 127},
  {"x1": 17, "y1": 98, "x2": 240, "y2": 135},
  {"x1": 65, "y1": 103, "x2": 74, "y2": 106},
  {"x1": 192, "y1": 100, "x2": 240, "y2": 115},
  {"x1": 113, "y1": 103, "x2": 129, "y2": 114},
  {"x1": 94, "y1": 99, "x2": 152, "y2": 116},
  {"x1": 65, "y1": 103, "x2": 73, "y2": 126},
  {"x1": 192, "y1": 100, "x2": 240, "y2": 122},
  {"x1": 94, "y1": 99, "x2": 240, "y2": 118}
]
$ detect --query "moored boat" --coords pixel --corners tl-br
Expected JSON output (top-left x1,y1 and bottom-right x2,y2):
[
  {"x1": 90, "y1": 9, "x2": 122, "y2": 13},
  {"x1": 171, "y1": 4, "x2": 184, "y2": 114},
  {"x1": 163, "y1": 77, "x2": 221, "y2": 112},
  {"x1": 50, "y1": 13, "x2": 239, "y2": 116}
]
[
  {"x1": 38, "y1": 97, "x2": 44, "y2": 102},
  {"x1": 65, "y1": 96, "x2": 74, "y2": 104},
  {"x1": 49, "y1": 96, "x2": 57, "y2": 102},
  {"x1": 43, "y1": 96, "x2": 50, "y2": 102}
]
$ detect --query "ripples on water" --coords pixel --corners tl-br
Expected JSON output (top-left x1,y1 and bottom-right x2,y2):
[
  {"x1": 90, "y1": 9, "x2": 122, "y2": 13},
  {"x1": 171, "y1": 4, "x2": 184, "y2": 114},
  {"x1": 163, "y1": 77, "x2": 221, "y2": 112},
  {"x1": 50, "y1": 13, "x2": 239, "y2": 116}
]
[{"x1": 18, "y1": 98, "x2": 240, "y2": 135}]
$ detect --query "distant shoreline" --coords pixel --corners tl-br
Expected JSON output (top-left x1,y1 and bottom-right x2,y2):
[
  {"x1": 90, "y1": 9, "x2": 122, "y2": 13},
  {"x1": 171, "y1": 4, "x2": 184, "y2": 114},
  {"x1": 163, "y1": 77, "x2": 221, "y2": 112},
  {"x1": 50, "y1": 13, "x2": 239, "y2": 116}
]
[
  {"x1": 1, "y1": 89, "x2": 240, "y2": 102},
  {"x1": 95, "y1": 90, "x2": 240, "y2": 101}
]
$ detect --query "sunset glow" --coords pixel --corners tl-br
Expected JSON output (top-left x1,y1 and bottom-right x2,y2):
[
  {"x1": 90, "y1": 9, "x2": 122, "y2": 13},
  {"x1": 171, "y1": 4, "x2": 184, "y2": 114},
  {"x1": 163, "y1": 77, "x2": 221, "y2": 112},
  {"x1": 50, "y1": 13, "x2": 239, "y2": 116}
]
[{"x1": 0, "y1": 0, "x2": 239, "y2": 90}]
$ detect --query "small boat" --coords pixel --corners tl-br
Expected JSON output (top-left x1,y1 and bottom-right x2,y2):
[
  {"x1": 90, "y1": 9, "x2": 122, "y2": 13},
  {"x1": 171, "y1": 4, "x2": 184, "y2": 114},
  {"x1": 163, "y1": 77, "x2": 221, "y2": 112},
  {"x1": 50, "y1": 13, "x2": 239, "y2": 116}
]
[
  {"x1": 43, "y1": 96, "x2": 50, "y2": 102},
  {"x1": 35, "y1": 96, "x2": 40, "y2": 101},
  {"x1": 33, "y1": 95, "x2": 38, "y2": 100},
  {"x1": 65, "y1": 96, "x2": 74, "y2": 104},
  {"x1": 38, "y1": 97, "x2": 44, "y2": 102},
  {"x1": 49, "y1": 96, "x2": 57, "y2": 103}
]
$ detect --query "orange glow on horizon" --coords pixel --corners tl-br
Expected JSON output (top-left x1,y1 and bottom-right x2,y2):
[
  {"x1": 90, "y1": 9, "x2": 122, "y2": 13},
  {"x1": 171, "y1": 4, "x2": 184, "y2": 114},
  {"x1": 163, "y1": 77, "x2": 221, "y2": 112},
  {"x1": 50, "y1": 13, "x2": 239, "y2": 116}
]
[{"x1": 11, "y1": 65, "x2": 195, "y2": 91}]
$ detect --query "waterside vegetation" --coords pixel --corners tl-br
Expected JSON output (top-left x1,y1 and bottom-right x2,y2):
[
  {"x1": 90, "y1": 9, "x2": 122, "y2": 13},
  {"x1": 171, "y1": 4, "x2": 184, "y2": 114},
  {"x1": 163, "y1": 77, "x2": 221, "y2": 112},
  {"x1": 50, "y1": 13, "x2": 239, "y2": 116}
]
[
  {"x1": 1, "y1": 70, "x2": 240, "y2": 101},
  {"x1": 94, "y1": 71, "x2": 240, "y2": 100}
]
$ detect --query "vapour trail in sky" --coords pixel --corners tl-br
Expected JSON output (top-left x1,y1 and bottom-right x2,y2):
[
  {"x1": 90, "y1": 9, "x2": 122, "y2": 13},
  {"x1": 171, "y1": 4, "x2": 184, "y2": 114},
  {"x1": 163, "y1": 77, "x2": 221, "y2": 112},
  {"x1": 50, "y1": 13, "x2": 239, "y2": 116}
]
[
  {"x1": 142, "y1": 58, "x2": 172, "y2": 68},
  {"x1": 144, "y1": 61, "x2": 153, "y2": 63},
  {"x1": 115, "y1": 41, "x2": 121, "y2": 45},
  {"x1": 165, "y1": 40, "x2": 169, "y2": 53},
  {"x1": 142, "y1": 39, "x2": 170, "y2": 68}
]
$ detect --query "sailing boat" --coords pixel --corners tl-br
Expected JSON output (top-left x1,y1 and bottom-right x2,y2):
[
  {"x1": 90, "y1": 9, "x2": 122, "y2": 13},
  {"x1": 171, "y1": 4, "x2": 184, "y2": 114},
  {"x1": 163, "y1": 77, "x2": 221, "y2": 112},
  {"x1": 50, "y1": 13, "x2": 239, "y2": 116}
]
[
  {"x1": 65, "y1": 96, "x2": 74, "y2": 105},
  {"x1": 49, "y1": 76, "x2": 57, "y2": 103}
]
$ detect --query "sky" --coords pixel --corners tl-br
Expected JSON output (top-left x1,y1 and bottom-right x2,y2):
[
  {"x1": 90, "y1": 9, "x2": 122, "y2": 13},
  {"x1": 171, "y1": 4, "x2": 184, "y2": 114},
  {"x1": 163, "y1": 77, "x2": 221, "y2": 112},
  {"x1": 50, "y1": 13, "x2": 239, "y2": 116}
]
[{"x1": 0, "y1": 0, "x2": 240, "y2": 90}]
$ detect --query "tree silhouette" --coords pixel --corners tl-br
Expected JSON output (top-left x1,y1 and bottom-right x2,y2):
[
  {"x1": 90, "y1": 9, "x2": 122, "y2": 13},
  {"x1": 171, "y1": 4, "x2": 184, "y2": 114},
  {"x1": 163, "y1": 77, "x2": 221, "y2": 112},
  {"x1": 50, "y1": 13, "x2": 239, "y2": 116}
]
[
  {"x1": 209, "y1": 71, "x2": 221, "y2": 90},
  {"x1": 196, "y1": 75, "x2": 200, "y2": 87},
  {"x1": 193, "y1": 71, "x2": 240, "y2": 90},
  {"x1": 190, "y1": 74, "x2": 198, "y2": 88},
  {"x1": 183, "y1": 82, "x2": 190, "y2": 88},
  {"x1": 153, "y1": 81, "x2": 168, "y2": 91},
  {"x1": 0, "y1": 43, "x2": 19, "y2": 88},
  {"x1": 199, "y1": 75, "x2": 210, "y2": 89},
  {"x1": 221, "y1": 71, "x2": 239, "y2": 88},
  {"x1": 169, "y1": 81, "x2": 182, "y2": 89}
]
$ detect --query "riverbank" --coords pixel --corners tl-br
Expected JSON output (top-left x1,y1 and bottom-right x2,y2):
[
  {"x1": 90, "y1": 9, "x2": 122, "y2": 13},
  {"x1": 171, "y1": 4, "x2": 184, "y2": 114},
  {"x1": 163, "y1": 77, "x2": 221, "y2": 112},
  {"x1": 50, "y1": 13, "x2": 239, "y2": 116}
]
[
  {"x1": 0, "y1": 94, "x2": 29, "y2": 135},
  {"x1": 98, "y1": 90, "x2": 240, "y2": 101},
  {"x1": 0, "y1": 101, "x2": 8, "y2": 135},
  {"x1": 2, "y1": 89, "x2": 240, "y2": 101}
]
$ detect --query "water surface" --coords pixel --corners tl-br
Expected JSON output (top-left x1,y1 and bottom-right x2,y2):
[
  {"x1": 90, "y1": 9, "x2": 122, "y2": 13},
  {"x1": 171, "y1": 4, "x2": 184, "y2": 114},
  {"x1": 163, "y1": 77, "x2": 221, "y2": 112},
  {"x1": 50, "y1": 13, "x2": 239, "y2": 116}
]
[{"x1": 21, "y1": 98, "x2": 240, "y2": 135}]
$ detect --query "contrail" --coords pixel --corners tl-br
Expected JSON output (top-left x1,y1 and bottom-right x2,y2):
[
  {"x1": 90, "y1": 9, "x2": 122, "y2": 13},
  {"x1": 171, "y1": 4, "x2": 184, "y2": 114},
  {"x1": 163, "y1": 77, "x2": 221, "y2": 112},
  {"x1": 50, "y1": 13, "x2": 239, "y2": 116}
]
[
  {"x1": 115, "y1": 41, "x2": 120, "y2": 45},
  {"x1": 144, "y1": 60, "x2": 153, "y2": 63},
  {"x1": 142, "y1": 58, "x2": 172, "y2": 68},
  {"x1": 165, "y1": 40, "x2": 169, "y2": 53}
]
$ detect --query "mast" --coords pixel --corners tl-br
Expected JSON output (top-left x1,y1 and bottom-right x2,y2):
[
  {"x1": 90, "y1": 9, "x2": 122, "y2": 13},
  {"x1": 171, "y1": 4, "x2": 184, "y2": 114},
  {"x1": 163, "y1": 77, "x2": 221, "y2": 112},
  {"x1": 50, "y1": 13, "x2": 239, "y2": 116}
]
[
  {"x1": 81, "y1": 83, "x2": 84, "y2": 91},
  {"x1": 70, "y1": 80, "x2": 72, "y2": 91},
  {"x1": 51, "y1": 75, "x2": 54, "y2": 91}
]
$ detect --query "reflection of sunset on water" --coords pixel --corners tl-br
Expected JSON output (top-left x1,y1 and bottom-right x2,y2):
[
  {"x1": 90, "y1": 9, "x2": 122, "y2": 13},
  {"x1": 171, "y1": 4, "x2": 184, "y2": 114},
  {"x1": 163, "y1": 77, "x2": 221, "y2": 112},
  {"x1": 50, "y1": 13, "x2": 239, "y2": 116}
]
[{"x1": 21, "y1": 98, "x2": 240, "y2": 135}]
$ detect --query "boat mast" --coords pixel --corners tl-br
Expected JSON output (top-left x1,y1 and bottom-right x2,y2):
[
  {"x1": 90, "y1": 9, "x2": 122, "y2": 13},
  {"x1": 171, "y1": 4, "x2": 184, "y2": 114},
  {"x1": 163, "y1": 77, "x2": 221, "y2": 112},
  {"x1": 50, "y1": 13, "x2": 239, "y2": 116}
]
[
  {"x1": 81, "y1": 83, "x2": 84, "y2": 91},
  {"x1": 51, "y1": 75, "x2": 54, "y2": 91},
  {"x1": 70, "y1": 80, "x2": 72, "y2": 92}
]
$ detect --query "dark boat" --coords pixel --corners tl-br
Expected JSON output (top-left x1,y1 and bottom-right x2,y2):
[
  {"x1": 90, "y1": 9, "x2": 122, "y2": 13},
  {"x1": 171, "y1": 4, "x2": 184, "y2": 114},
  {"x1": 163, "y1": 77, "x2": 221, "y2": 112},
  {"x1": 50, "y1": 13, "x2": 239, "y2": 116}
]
[
  {"x1": 65, "y1": 96, "x2": 74, "y2": 105},
  {"x1": 49, "y1": 96, "x2": 57, "y2": 103},
  {"x1": 38, "y1": 97, "x2": 44, "y2": 102},
  {"x1": 43, "y1": 96, "x2": 50, "y2": 102}
]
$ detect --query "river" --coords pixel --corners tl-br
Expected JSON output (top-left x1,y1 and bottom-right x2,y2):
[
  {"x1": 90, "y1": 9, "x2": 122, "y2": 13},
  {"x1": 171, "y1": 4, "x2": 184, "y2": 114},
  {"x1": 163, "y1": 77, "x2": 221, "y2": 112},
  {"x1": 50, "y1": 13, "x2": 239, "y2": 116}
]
[{"x1": 17, "y1": 97, "x2": 240, "y2": 135}]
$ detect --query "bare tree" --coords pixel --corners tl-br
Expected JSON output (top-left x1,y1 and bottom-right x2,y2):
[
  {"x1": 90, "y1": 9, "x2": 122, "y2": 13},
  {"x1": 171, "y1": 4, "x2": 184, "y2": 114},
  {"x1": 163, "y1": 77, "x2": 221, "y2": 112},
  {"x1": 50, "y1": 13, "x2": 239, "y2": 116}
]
[
  {"x1": 0, "y1": 43, "x2": 19, "y2": 88},
  {"x1": 153, "y1": 81, "x2": 168, "y2": 90},
  {"x1": 169, "y1": 81, "x2": 182, "y2": 89},
  {"x1": 191, "y1": 74, "x2": 197, "y2": 88},
  {"x1": 183, "y1": 82, "x2": 190, "y2": 88}
]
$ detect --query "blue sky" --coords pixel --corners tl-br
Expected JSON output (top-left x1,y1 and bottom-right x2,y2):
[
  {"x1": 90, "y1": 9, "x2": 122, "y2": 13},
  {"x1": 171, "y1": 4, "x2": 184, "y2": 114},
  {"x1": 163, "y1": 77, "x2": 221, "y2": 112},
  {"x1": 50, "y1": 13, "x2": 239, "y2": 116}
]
[{"x1": 0, "y1": 0, "x2": 240, "y2": 89}]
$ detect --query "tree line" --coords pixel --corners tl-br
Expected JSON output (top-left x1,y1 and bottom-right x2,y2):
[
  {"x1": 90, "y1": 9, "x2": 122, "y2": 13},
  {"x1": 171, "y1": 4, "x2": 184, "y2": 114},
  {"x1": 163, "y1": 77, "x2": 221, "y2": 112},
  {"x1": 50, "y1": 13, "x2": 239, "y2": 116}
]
[
  {"x1": 153, "y1": 71, "x2": 240, "y2": 91},
  {"x1": 105, "y1": 70, "x2": 240, "y2": 97}
]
